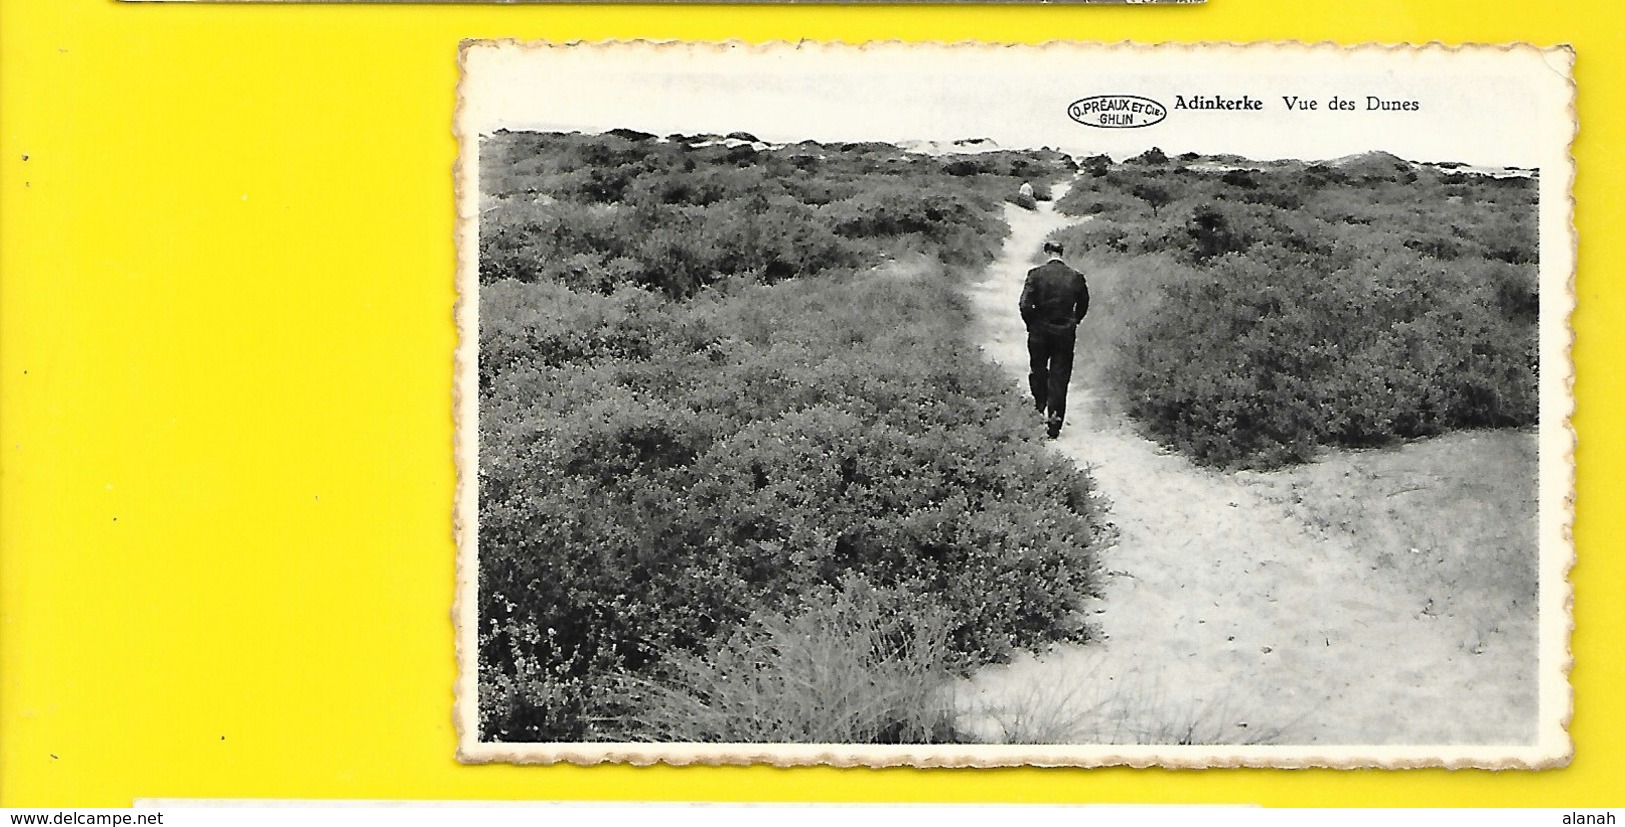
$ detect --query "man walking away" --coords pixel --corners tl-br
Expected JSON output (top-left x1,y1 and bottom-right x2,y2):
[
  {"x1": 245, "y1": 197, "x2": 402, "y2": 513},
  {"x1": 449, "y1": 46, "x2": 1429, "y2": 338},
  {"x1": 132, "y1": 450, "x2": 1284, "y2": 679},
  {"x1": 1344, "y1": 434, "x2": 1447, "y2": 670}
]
[{"x1": 1019, "y1": 240, "x2": 1090, "y2": 439}]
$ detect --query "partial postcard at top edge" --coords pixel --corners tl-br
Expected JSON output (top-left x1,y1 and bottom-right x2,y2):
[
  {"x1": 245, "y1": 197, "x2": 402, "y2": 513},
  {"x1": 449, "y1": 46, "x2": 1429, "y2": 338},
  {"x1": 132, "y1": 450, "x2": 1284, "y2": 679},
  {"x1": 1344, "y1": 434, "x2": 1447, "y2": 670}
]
[
  {"x1": 124, "y1": 0, "x2": 1202, "y2": 5},
  {"x1": 455, "y1": 40, "x2": 1575, "y2": 769}
]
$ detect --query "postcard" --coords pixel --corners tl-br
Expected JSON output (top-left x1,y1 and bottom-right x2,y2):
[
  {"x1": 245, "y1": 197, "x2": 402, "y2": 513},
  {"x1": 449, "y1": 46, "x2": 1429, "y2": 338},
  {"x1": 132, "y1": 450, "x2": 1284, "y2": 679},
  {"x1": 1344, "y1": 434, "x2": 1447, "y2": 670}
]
[{"x1": 455, "y1": 40, "x2": 1574, "y2": 768}]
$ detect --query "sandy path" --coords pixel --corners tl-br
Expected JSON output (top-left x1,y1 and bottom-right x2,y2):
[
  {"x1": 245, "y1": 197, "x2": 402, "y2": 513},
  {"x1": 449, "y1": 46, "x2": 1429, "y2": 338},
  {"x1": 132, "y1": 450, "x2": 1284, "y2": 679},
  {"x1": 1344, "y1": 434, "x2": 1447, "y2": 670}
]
[{"x1": 955, "y1": 189, "x2": 1536, "y2": 746}]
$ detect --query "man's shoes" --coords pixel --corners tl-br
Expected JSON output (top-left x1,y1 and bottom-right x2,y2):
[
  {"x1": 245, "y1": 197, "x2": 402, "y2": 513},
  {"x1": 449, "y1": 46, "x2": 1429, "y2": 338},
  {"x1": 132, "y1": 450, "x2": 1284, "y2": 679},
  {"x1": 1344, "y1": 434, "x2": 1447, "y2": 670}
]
[{"x1": 1046, "y1": 416, "x2": 1063, "y2": 440}]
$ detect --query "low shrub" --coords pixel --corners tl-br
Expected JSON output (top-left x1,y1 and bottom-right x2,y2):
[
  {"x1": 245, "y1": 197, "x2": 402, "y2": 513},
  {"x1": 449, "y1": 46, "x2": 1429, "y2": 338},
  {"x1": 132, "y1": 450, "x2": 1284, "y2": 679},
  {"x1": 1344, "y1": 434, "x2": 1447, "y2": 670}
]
[
  {"x1": 1049, "y1": 152, "x2": 1539, "y2": 468},
  {"x1": 1112, "y1": 244, "x2": 1538, "y2": 467},
  {"x1": 479, "y1": 274, "x2": 1112, "y2": 740},
  {"x1": 476, "y1": 133, "x2": 1105, "y2": 741},
  {"x1": 479, "y1": 133, "x2": 1069, "y2": 296}
]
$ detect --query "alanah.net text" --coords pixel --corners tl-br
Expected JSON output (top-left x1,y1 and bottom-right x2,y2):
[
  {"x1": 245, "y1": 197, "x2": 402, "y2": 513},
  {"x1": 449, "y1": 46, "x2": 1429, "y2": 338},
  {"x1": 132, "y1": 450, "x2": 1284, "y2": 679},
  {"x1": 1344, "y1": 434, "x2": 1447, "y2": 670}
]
[{"x1": 1563, "y1": 814, "x2": 1616, "y2": 825}]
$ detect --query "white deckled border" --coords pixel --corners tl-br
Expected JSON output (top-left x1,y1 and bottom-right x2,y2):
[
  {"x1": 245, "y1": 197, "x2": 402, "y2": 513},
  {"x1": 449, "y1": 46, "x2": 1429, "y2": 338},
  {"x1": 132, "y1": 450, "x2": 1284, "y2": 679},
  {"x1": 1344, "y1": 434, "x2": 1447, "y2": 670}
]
[{"x1": 452, "y1": 39, "x2": 1576, "y2": 770}]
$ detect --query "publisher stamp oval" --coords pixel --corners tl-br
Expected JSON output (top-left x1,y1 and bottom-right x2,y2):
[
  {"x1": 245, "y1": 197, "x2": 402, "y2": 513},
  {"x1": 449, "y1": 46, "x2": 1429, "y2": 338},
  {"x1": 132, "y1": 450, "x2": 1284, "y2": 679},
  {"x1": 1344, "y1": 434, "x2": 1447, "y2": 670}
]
[{"x1": 1068, "y1": 95, "x2": 1168, "y2": 129}]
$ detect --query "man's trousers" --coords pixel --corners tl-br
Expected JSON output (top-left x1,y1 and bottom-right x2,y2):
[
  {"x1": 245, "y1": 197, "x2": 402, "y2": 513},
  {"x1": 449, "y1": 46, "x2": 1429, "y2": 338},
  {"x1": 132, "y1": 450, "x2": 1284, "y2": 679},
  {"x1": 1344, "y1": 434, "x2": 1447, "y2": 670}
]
[{"x1": 1026, "y1": 326, "x2": 1077, "y2": 433}]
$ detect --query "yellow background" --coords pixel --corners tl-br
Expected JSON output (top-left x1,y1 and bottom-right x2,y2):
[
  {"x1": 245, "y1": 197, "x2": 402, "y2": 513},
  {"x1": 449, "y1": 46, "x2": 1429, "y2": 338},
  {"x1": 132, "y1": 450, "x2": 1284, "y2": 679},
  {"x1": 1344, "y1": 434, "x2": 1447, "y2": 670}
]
[{"x1": 1, "y1": 0, "x2": 1618, "y2": 807}]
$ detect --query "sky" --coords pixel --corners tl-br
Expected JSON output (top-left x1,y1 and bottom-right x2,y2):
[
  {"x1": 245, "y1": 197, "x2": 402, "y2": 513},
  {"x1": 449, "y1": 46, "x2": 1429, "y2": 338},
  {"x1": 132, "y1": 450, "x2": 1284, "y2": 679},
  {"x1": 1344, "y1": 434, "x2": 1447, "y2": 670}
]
[{"x1": 461, "y1": 42, "x2": 1573, "y2": 169}]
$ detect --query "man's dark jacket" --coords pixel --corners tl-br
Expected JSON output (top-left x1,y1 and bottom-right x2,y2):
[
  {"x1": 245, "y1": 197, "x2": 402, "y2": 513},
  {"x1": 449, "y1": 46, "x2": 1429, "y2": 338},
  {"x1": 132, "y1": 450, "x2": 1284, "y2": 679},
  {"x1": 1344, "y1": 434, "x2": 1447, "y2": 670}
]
[{"x1": 1020, "y1": 259, "x2": 1090, "y2": 336}]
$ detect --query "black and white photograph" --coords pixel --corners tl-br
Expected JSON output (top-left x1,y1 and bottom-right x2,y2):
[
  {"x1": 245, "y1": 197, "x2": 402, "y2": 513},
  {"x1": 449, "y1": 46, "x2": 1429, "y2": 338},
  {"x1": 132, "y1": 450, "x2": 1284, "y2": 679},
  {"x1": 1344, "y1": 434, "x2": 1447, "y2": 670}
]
[{"x1": 454, "y1": 41, "x2": 1574, "y2": 767}]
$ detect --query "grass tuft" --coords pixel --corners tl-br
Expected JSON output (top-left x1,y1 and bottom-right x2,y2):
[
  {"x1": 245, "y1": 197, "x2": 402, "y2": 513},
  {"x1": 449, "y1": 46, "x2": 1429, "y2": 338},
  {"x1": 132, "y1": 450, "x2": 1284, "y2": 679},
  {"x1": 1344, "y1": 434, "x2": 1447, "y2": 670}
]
[{"x1": 604, "y1": 579, "x2": 960, "y2": 744}]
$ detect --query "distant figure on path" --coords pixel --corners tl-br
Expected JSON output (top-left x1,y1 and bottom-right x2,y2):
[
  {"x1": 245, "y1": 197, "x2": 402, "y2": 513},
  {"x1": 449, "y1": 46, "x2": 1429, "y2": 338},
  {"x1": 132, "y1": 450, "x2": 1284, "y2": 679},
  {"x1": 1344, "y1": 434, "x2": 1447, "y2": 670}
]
[
  {"x1": 1019, "y1": 240, "x2": 1090, "y2": 439},
  {"x1": 1016, "y1": 180, "x2": 1037, "y2": 210}
]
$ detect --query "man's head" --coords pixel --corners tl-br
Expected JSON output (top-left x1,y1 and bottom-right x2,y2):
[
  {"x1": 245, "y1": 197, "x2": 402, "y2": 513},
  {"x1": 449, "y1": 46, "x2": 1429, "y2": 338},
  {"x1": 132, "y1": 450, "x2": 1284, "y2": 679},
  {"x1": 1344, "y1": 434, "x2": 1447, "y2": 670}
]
[{"x1": 1043, "y1": 240, "x2": 1065, "y2": 258}]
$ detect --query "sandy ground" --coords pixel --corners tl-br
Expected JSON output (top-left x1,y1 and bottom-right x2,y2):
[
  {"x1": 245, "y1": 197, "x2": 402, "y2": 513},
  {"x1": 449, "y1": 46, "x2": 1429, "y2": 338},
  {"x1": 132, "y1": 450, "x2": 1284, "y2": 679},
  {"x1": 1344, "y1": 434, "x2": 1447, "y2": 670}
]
[{"x1": 955, "y1": 190, "x2": 1539, "y2": 746}]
